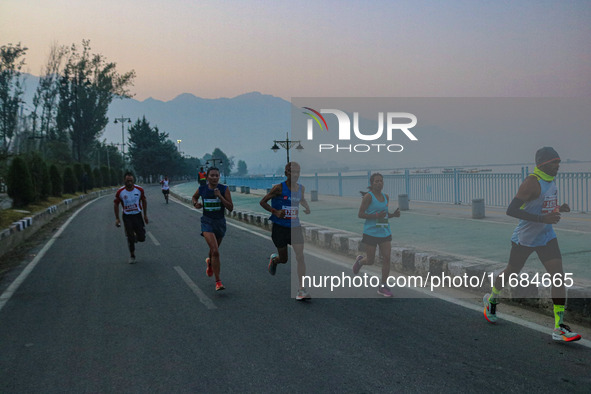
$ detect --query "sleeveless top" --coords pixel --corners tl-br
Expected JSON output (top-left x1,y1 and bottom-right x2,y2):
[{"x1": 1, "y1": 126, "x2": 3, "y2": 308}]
[
  {"x1": 270, "y1": 182, "x2": 302, "y2": 228},
  {"x1": 511, "y1": 174, "x2": 558, "y2": 247},
  {"x1": 161, "y1": 180, "x2": 169, "y2": 190},
  {"x1": 363, "y1": 191, "x2": 391, "y2": 238},
  {"x1": 199, "y1": 184, "x2": 228, "y2": 219}
]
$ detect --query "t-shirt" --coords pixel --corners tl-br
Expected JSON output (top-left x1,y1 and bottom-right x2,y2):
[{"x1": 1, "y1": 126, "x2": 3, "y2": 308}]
[{"x1": 114, "y1": 185, "x2": 145, "y2": 215}]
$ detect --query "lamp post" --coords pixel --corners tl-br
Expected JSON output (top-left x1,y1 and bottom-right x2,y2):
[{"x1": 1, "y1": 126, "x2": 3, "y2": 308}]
[
  {"x1": 271, "y1": 132, "x2": 304, "y2": 164},
  {"x1": 177, "y1": 139, "x2": 182, "y2": 155},
  {"x1": 113, "y1": 116, "x2": 131, "y2": 155},
  {"x1": 206, "y1": 157, "x2": 223, "y2": 168}
]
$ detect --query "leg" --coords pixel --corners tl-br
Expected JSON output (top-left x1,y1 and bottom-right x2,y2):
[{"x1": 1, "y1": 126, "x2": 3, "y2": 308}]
[
  {"x1": 122, "y1": 215, "x2": 136, "y2": 257},
  {"x1": 378, "y1": 241, "x2": 392, "y2": 284},
  {"x1": 291, "y1": 243, "x2": 306, "y2": 289},
  {"x1": 203, "y1": 232, "x2": 221, "y2": 281}
]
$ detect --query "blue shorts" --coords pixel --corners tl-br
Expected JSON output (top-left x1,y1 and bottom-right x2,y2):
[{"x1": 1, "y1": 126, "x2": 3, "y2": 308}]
[{"x1": 201, "y1": 216, "x2": 226, "y2": 239}]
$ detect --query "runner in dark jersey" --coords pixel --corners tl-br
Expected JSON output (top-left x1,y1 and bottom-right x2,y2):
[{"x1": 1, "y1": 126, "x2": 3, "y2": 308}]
[
  {"x1": 192, "y1": 167, "x2": 233, "y2": 291},
  {"x1": 260, "y1": 162, "x2": 311, "y2": 300}
]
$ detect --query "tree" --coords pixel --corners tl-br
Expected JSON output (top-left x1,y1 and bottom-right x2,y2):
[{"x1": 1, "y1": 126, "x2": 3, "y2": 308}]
[
  {"x1": 236, "y1": 160, "x2": 248, "y2": 176},
  {"x1": 49, "y1": 164, "x2": 62, "y2": 197},
  {"x1": 127, "y1": 117, "x2": 181, "y2": 178},
  {"x1": 7, "y1": 156, "x2": 35, "y2": 208},
  {"x1": 56, "y1": 40, "x2": 135, "y2": 163},
  {"x1": 210, "y1": 148, "x2": 233, "y2": 177},
  {"x1": 28, "y1": 152, "x2": 51, "y2": 201},
  {"x1": 0, "y1": 43, "x2": 28, "y2": 156},
  {"x1": 62, "y1": 167, "x2": 77, "y2": 194}
]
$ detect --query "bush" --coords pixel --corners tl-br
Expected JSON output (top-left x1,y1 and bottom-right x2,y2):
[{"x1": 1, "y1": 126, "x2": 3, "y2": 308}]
[
  {"x1": 73, "y1": 163, "x2": 83, "y2": 192},
  {"x1": 49, "y1": 165, "x2": 62, "y2": 197},
  {"x1": 7, "y1": 156, "x2": 35, "y2": 208},
  {"x1": 83, "y1": 164, "x2": 94, "y2": 191},
  {"x1": 92, "y1": 167, "x2": 102, "y2": 189},
  {"x1": 100, "y1": 166, "x2": 110, "y2": 187},
  {"x1": 63, "y1": 167, "x2": 77, "y2": 194}
]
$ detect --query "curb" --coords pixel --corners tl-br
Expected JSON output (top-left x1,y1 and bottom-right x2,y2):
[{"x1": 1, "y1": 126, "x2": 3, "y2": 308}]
[{"x1": 171, "y1": 190, "x2": 591, "y2": 324}]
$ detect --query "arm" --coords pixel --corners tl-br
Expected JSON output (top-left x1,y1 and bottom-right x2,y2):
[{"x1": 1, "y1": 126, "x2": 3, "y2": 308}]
[
  {"x1": 192, "y1": 188, "x2": 202, "y2": 209},
  {"x1": 358, "y1": 193, "x2": 384, "y2": 219},
  {"x1": 300, "y1": 185, "x2": 311, "y2": 214},
  {"x1": 385, "y1": 194, "x2": 400, "y2": 218},
  {"x1": 114, "y1": 199, "x2": 121, "y2": 227},
  {"x1": 260, "y1": 184, "x2": 285, "y2": 218},
  {"x1": 506, "y1": 176, "x2": 560, "y2": 224},
  {"x1": 141, "y1": 193, "x2": 148, "y2": 224},
  {"x1": 215, "y1": 187, "x2": 234, "y2": 212}
]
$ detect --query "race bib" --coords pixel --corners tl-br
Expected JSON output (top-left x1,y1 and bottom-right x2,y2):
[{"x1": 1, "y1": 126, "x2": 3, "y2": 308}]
[
  {"x1": 203, "y1": 198, "x2": 221, "y2": 211},
  {"x1": 541, "y1": 194, "x2": 558, "y2": 214},
  {"x1": 376, "y1": 217, "x2": 389, "y2": 228},
  {"x1": 283, "y1": 206, "x2": 298, "y2": 219}
]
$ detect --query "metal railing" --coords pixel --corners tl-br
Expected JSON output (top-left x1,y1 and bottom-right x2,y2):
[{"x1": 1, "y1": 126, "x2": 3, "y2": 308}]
[{"x1": 226, "y1": 169, "x2": 591, "y2": 212}]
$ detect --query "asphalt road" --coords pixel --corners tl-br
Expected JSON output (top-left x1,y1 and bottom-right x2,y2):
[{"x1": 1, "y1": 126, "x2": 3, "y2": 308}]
[{"x1": 0, "y1": 185, "x2": 590, "y2": 393}]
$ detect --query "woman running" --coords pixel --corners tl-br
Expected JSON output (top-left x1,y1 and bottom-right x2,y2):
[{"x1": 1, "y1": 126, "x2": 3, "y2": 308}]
[
  {"x1": 352, "y1": 172, "x2": 400, "y2": 297},
  {"x1": 192, "y1": 167, "x2": 233, "y2": 291}
]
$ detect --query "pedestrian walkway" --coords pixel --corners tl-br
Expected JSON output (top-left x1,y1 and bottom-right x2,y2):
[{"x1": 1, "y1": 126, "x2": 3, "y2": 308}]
[{"x1": 173, "y1": 182, "x2": 591, "y2": 281}]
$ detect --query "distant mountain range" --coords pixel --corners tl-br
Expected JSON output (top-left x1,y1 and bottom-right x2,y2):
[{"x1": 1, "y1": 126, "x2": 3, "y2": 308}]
[{"x1": 18, "y1": 74, "x2": 591, "y2": 174}]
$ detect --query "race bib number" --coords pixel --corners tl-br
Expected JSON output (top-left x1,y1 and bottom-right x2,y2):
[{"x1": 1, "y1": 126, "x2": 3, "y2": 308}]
[
  {"x1": 376, "y1": 217, "x2": 389, "y2": 228},
  {"x1": 541, "y1": 195, "x2": 558, "y2": 214},
  {"x1": 283, "y1": 206, "x2": 298, "y2": 219},
  {"x1": 203, "y1": 198, "x2": 221, "y2": 211}
]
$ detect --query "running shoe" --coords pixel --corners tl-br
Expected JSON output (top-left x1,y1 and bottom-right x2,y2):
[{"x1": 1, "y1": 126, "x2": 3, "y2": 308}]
[
  {"x1": 215, "y1": 280, "x2": 225, "y2": 291},
  {"x1": 552, "y1": 324, "x2": 582, "y2": 342},
  {"x1": 296, "y1": 289, "x2": 311, "y2": 301},
  {"x1": 377, "y1": 284, "x2": 393, "y2": 297},
  {"x1": 268, "y1": 253, "x2": 278, "y2": 276},
  {"x1": 483, "y1": 293, "x2": 498, "y2": 324},
  {"x1": 205, "y1": 257, "x2": 213, "y2": 277},
  {"x1": 128, "y1": 256, "x2": 136, "y2": 264},
  {"x1": 353, "y1": 255, "x2": 363, "y2": 275}
]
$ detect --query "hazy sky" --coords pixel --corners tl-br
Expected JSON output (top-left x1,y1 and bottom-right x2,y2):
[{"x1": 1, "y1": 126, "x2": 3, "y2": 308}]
[{"x1": 3, "y1": 0, "x2": 591, "y2": 102}]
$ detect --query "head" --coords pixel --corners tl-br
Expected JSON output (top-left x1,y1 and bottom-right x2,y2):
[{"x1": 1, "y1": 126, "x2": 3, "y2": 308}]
[
  {"x1": 123, "y1": 171, "x2": 135, "y2": 189},
  {"x1": 285, "y1": 162, "x2": 301, "y2": 184},
  {"x1": 164, "y1": 175, "x2": 168, "y2": 180},
  {"x1": 535, "y1": 147, "x2": 560, "y2": 177},
  {"x1": 368, "y1": 172, "x2": 384, "y2": 192},
  {"x1": 200, "y1": 167, "x2": 204, "y2": 171},
  {"x1": 207, "y1": 167, "x2": 220, "y2": 186}
]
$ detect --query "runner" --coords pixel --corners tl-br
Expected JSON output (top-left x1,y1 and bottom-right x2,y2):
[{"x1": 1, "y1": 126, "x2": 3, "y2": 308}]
[
  {"x1": 198, "y1": 167, "x2": 207, "y2": 187},
  {"x1": 352, "y1": 172, "x2": 400, "y2": 297},
  {"x1": 192, "y1": 167, "x2": 233, "y2": 291},
  {"x1": 160, "y1": 175, "x2": 170, "y2": 203},
  {"x1": 260, "y1": 162, "x2": 312, "y2": 301},
  {"x1": 114, "y1": 172, "x2": 149, "y2": 264},
  {"x1": 483, "y1": 147, "x2": 581, "y2": 342}
]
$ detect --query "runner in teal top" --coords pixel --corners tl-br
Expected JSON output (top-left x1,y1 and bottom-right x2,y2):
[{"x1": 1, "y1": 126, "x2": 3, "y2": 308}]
[{"x1": 352, "y1": 172, "x2": 400, "y2": 297}]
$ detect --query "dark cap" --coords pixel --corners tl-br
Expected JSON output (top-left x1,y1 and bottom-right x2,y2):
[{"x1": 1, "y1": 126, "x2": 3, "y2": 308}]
[{"x1": 535, "y1": 147, "x2": 560, "y2": 166}]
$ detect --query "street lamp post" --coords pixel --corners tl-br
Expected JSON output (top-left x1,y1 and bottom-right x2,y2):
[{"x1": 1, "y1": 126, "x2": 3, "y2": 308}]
[
  {"x1": 206, "y1": 157, "x2": 223, "y2": 168},
  {"x1": 177, "y1": 139, "x2": 182, "y2": 155},
  {"x1": 113, "y1": 116, "x2": 131, "y2": 155},
  {"x1": 271, "y1": 132, "x2": 304, "y2": 164}
]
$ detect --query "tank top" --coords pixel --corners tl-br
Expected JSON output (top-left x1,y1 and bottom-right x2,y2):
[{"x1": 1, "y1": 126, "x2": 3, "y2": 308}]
[
  {"x1": 270, "y1": 182, "x2": 302, "y2": 228},
  {"x1": 199, "y1": 184, "x2": 228, "y2": 219},
  {"x1": 511, "y1": 174, "x2": 557, "y2": 247},
  {"x1": 363, "y1": 191, "x2": 391, "y2": 238}
]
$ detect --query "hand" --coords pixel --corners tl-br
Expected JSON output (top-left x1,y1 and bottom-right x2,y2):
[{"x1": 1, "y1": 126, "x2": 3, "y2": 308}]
[
  {"x1": 213, "y1": 188, "x2": 221, "y2": 198},
  {"x1": 193, "y1": 202, "x2": 202, "y2": 209},
  {"x1": 376, "y1": 211, "x2": 387, "y2": 219},
  {"x1": 144, "y1": 216, "x2": 149, "y2": 224},
  {"x1": 115, "y1": 219, "x2": 121, "y2": 228},
  {"x1": 541, "y1": 212, "x2": 561, "y2": 224},
  {"x1": 390, "y1": 208, "x2": 401, "y2": 218},
  {"x1": 304, "y1": 207, "x2": 311, "y2": 214},
  {"x1": 273, "y1": 209, "x2": 285, "y2": 219},
  {"x1": 559, "y1": 203, "x2": 570, "y2": 213}
]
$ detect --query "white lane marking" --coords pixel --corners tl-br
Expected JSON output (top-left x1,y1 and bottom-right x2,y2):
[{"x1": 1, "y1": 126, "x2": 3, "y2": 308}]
[
  {"x1": 0, "y1": 196, "x2": 106, "y2": 313},
  {"x1": 174, "y1": 266, "x2": 217, "y2": 310},
  {"x1": 147, "y1": 231, "x2": 160, "y2": 246}
]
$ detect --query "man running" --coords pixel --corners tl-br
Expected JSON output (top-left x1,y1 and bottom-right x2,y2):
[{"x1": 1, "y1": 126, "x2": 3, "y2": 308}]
[
  {"x1": 114, "y1": 172, "x2": 149, "y2": 264},
  {"x1": 198, "y1": 167, "x2": 207, "y2": 187},
  {"x1": 192, "y1": 167, "x2": 233, "y2": 291},
  {"x1": 483, "y1": 147, "x2": 581, "y2": 342},
  {"x1": 260, "y1": 162, "x2": 311, "y2": 301},
  {"x1": 160, "y1": 175, "x2": 170, "y2": 203}
]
